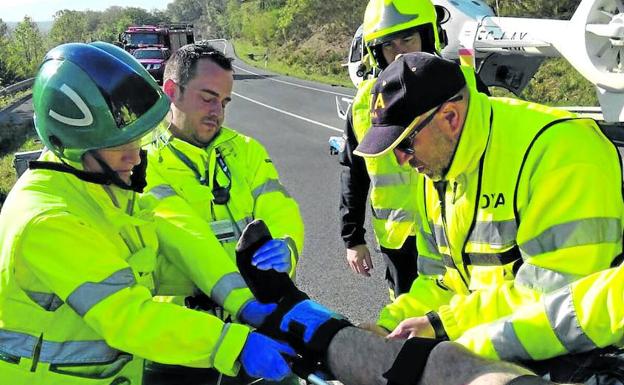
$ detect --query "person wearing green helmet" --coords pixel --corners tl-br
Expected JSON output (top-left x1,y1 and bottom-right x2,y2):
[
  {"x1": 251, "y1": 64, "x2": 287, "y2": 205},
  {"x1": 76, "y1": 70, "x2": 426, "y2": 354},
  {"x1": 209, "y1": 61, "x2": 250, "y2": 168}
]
[{"x1": 0, "y1": 42, "x2": 295, "y2": 385}]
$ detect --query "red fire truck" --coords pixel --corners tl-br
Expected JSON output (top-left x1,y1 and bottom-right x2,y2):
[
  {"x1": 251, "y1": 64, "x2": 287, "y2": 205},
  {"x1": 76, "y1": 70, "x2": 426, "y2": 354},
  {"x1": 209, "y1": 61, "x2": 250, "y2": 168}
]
[{"x1": 118, "y1": 24, "x2": 194, "y2": 54}]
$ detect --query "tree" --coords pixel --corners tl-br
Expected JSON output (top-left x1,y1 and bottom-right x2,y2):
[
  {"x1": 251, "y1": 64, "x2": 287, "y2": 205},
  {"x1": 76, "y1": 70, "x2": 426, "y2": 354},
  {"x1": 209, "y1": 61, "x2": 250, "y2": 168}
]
[
  {"x1": 49, "y1": 10, "x2": 88, "y2": 45},
  {"x1": 5, "y1": 16, "x2": 46, "y2": 79},
  {"x1": 0, "y1": 18, "x2": 14, "y2": 86},
  {"x1": 166, "y1": 0, "x2": 205, "y2": 23},
  {"x1": 486, "y1": 0, "x2": 580, "y2": 18}
]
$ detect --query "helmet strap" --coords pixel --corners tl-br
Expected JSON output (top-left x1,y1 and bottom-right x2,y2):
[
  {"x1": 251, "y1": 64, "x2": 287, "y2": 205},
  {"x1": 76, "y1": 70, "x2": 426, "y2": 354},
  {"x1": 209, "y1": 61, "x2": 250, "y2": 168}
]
[
  {"x1": 91, "y1": 150, "x2": 148, "y2": 192},
  {"x1": 28, "y1": 151, "x2": 148, "y2": 193}
]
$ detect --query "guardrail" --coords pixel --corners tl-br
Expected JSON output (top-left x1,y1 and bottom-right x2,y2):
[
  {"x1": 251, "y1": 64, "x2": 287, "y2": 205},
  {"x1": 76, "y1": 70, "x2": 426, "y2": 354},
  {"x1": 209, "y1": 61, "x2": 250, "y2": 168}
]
[
  {"x1": 0, "y1": 78, "x2": 35, "y2": 97},
  {"x1": 0, "y1": 78, "x2": 35, "y2": 116}
]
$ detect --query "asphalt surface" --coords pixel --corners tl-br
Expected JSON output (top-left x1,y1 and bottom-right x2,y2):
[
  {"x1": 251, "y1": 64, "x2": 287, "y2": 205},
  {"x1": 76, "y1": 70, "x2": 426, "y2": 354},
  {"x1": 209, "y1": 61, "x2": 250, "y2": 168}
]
[{"x1": 225, "y1": 47, "x2": 389, "y2": 323}]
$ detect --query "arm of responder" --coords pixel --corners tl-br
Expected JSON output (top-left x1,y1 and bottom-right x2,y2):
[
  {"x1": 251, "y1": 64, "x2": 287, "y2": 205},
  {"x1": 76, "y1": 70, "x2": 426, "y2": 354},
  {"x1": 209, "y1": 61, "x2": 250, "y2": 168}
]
[
  {"x1": 427, "y1": 119, "x2": 624, "y2": 341},
  {"x1": 245, "y1": 137, "x2": 304, "y2": 276},
  {"x1": 339, "y1": 107, "x2": 371, "y2": 249},
  {"x1": 18, "y1": 212, "x2": 249, "y2": 374},
  {"x1": 375, "y1": 222, "x2": 456, "y2": 332},
  {"x1": 140, "y1": 167, "x2": 255, "y2": 319},
  {"x1": 457, "y1": 263, "x2": 624, "y2": 362}
]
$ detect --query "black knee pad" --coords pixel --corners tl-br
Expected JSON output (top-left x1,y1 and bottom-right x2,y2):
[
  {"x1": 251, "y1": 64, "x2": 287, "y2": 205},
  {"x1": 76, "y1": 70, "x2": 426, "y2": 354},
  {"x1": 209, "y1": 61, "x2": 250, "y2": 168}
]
[{"x1": 383, "y1": 337, "x2": 442, "y2": 385}]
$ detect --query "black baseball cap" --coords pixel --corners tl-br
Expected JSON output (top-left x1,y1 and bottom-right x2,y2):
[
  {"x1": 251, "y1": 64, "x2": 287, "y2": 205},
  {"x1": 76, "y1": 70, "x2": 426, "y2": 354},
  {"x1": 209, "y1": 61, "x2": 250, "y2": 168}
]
[{"x1": 354, "y1": 52, "x2": 466, "y2": 157}]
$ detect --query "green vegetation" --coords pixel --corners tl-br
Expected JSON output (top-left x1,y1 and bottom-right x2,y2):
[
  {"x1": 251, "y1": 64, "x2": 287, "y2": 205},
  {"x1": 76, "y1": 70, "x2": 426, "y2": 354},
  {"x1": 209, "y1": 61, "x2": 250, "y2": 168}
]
[
  {"x1": 0, "y1": 119, "x2": 40, "y2": 205},
  {"x1": 233, "y1": 39, "x2": 351, "y2": 87},
  {"x1": 0, "y1": 89, "x2": 31, "y2": 110}
]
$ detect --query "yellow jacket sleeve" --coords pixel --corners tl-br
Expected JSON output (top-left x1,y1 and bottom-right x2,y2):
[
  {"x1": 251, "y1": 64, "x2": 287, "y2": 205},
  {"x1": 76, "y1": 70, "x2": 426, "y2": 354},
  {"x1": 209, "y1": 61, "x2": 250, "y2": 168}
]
[
  {"x1": 245, "y1": 138, "x2": 304, "y2": 276},
  {"x1": 141, "y1": 166, "x2": 255, "y2": 317},
  {"x1": 377, "y1": 222, "x2": 455, "y2": 331},
  {"x1": 18, "y1": 211, "x2": 249, "y2": 375},
  {"x1": 457, "y1": 265, "x2": 624, "y2": 361}
]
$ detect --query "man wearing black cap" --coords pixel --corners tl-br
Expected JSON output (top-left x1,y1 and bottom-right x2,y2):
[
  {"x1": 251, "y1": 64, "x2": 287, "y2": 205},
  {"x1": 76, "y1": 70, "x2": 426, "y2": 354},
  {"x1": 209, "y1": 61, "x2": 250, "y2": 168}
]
[{"x1": 354, "y1": 52, "x2": 624, "y2": 383}]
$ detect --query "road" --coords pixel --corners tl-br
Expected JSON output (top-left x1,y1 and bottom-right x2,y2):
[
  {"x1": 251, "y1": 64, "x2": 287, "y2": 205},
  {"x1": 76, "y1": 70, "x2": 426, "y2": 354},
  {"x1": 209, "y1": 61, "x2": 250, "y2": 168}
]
[
  {"x1": 227, "y1": 52, "x2": 389, "y2": 323},
  {"x1": 1, "y1": 47, "x2": 391, "y2": 324}
]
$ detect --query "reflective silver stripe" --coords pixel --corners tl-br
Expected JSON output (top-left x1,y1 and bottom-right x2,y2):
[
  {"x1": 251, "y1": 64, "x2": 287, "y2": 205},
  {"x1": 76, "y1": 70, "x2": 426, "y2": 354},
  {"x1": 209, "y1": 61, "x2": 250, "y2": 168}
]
[
  {"x1": 67, "y1": 268, "x2": 136, "y2": 316},
  {"x1": 490, "y1": 318, "x2": 532, "y2": 362},
  {"x1": 432, "y1": 225, "x2": 449, "y2": 248},
  {"x1": 421, "y1": 231, "x2": 439, "y2": 255},
  {"x1": 284, "y1": 236, "x2": 299, "y2": 262},
  {"x1": 209, "y1": 323, "x2": 231, "y2": 367},
  {"x1": 441, "y1": 254, "x2": 455, "y2": 268},
  {"x1": 0, "y1": 329, "x2": 121, "y2": 364},
  {"x1": 520, "y1": 217, "x2": 622, "y2": 257},
  {"x1": 210, "y1": 272, "x2": 248, "y2": 306},
  {"x1": 468, "y1": 220, "x2": 517, "y2": 247},
  {"x1": 218, "y1": 217, "x2": 254, "y2": 244},
  {"x1": 417, "y1": 255, "x2": 446, "y2": 276},
  {"x1": 466, "y1": 253, "x2": 504, "y2": 265},
  {"x1": 24, "y1": 290, "x2": 64, "y2": 311},
  {"x1": 544, "y1": 286, "x2": 597, "y2": 353},
  {"x1": 370, "y1": 172, "x2": 411, "y2": 187},
  {"x1": 252, "y1": 179, "x2": 290, "y2": 200},
  {"x1": 515, "y1": 263, "x2": 580, "y2": 293},
  {"x1": 372, "y1": 208, "x2": 414, "y2": 223},
  {"x1": 148, "y1": 184, "x2": 177, "y2": 200},
  {"x1": 466, "y1": 253, "x2": 510, "y2": 266}
]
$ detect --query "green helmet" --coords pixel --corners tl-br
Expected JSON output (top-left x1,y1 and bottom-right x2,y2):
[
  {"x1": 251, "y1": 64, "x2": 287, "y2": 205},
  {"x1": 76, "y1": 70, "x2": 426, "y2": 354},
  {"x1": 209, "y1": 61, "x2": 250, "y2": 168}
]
[
  {"x1": 33, "y1": 42, "x2": 170, "y2": 163},
  {"x1": 363, "y1": 0, "x2": 441, "y2": 68}
]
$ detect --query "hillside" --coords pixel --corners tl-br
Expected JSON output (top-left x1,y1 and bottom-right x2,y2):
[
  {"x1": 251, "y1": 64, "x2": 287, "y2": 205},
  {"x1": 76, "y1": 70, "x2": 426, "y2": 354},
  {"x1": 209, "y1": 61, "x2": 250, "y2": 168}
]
[{"x1": 204, "y1": 0, "x2": 596, "y2": 106}]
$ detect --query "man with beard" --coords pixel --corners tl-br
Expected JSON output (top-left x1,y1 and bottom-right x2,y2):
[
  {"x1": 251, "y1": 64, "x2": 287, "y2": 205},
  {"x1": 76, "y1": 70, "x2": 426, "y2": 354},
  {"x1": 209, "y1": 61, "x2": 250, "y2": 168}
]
[{"x1": 354, "y1": 52, "x2": 624, "y2": 384}]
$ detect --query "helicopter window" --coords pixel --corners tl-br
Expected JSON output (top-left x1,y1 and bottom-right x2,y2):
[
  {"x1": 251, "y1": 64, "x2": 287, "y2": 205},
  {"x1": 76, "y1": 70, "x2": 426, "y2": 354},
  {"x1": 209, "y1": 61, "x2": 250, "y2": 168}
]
[{"x1": 350, "y1": 36, "x2": 363, "y2": 63}]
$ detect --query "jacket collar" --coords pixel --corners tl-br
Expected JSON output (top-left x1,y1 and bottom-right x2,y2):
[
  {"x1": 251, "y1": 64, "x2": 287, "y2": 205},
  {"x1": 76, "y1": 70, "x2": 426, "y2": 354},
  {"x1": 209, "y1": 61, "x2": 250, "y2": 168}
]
[
  {"x1": 162, "y1": 122, "x2": 238, "y2": 154},
  {"x1": 444, "y1": 90, "x2": 491, "y2": 181}
]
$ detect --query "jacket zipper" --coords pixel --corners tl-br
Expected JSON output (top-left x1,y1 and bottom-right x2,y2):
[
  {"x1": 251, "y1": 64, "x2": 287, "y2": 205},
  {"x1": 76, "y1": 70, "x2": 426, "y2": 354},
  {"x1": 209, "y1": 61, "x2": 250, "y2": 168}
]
[{"x1": 434, "y1": 181, "x2": 470, "y2": 291}]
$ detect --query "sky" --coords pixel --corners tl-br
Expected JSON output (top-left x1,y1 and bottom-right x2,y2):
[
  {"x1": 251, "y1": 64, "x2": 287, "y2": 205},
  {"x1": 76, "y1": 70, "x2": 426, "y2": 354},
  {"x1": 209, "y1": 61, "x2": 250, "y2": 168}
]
[{"x1": 1, "y1": 0, "x2": 174, "y2": 22}]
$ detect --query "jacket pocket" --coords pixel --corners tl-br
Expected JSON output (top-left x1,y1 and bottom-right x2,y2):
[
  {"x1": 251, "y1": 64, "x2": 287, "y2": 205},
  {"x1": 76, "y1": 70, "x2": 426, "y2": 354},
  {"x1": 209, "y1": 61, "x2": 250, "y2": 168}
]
[{"x1": 48, "y1": 353, "x2": 133, "y2": 379}]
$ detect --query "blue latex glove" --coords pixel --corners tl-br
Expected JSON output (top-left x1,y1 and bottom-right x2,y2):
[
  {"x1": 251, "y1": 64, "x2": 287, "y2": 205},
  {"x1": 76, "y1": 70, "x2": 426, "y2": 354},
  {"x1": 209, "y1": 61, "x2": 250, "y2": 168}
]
[
  {"x1": 240, "y1": 332, "x2": 295, "y2": 381},
  {"x1": 279, "y1": 299, "x2": 336, "y2": 343},
  {"x1": 251, "y1": 238, "x2": 291, "y2": 273},
  {"x1": 240, "y1": 300, "x2": 277, "y2": 328}
]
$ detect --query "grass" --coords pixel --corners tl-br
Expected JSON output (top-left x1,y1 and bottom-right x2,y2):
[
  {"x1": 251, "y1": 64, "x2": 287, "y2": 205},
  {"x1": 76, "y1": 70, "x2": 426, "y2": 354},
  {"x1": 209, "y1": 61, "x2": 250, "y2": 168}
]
[
  {"x1": 0, "y1": 90, "x2": 31, "y2": 110},
  {"x1": 0, "y1": 116, "x2": 41, "y2": 206},
  {"x1": 232, "y1": 39, "x2": 353, "y2": 88}
]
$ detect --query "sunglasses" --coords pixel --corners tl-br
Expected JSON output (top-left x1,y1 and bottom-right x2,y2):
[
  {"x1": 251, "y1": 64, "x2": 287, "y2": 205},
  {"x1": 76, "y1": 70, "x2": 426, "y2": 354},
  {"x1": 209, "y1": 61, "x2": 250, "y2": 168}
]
[{"x1": 395, "y1": 94, "x2": 464, "y2": 155}]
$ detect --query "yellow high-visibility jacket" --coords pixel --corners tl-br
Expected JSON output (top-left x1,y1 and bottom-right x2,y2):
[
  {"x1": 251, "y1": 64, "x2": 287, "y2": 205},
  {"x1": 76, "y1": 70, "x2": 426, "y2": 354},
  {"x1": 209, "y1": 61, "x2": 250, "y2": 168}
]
[
  {"x1": 0, "y1": 151, "x2": 250, "y2": 385},
  {"x1": 142, "y1": 126, "x2": 304, "y2": 287},
  {"x1": 351, "y1": 66, "x2": 481, "y2": 250},
  {"x1": 378, "y1": 91, "x2": 624, "y2": 351},
  {"x1": 351, "y1": 78, "x2": 420, "y2": 249},
  {"x1": 457, "y1": 263, "x2": 624, "y2": 361}
]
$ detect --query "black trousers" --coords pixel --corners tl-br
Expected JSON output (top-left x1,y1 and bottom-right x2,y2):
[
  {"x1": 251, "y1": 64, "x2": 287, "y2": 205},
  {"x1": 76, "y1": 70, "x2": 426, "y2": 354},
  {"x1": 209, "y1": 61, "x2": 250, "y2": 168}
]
[
  {"x1": 380, "y1": 235, "x2": 418, "y2": 298},
  {"x1": 524, "y1": 347, "x2": 624, "y2": 385},
  {"x1": 143, "y1": 363, "x2": 300, "y2": 385}
]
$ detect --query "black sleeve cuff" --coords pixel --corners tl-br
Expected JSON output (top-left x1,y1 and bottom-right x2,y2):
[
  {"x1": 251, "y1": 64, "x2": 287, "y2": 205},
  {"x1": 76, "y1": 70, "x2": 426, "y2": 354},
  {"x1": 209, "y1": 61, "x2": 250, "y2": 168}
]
[{"x1": 425, "y1": 311, "x2": 449, "y2": 341}]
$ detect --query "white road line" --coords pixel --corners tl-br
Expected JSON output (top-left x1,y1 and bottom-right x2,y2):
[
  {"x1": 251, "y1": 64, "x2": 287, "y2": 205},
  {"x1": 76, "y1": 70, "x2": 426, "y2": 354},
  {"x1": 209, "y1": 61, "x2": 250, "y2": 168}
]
[
  {"x1": 233, "y1": 91, "x2": 343, "y2": 133},
  {"x1": 233, "y1": 64, "x2": 354, "y2": 98}
]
